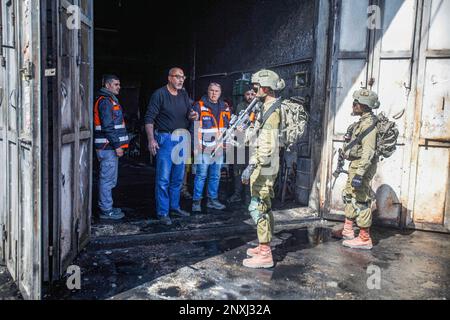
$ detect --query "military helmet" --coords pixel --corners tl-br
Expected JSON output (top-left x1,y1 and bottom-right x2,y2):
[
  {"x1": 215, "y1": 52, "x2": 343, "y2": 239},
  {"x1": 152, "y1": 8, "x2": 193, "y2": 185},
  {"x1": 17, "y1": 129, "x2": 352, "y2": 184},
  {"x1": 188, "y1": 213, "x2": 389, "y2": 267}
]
[
  {"x1": 251, "y1": 69, "x2": 286, "y2": 91},
  {"x1": 353, "y1": 89, "x2": 380, "y2": 109}
]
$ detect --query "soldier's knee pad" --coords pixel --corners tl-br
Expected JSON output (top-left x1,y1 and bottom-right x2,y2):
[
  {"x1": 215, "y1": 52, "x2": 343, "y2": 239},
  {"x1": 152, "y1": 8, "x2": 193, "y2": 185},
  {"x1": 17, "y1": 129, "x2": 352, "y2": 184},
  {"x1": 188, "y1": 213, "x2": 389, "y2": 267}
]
[{"x1": 248, "y1": 197, "x2": 267, "y2": 225}]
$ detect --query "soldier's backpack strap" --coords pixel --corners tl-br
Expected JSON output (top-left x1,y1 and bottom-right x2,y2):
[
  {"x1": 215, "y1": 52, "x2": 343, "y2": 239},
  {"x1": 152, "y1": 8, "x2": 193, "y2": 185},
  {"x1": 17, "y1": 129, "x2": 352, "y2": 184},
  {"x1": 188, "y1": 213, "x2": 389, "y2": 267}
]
[
  {"x1": 260, "y1": 98, "x2": 283, "y2": 126},
  {"x1": 343, "y1": 117, "x2": 378, "y2": 152}
]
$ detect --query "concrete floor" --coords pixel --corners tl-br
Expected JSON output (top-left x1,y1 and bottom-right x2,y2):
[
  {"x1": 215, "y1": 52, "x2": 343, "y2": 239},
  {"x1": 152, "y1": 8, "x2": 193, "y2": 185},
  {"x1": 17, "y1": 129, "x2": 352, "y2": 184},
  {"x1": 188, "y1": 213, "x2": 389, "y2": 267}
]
[
  {"x1": 1, "y1": 159, "x2": 449, "y2": 300},
  {"x1": 40, "y1": 216, "x2": 449, "y2": 300}
]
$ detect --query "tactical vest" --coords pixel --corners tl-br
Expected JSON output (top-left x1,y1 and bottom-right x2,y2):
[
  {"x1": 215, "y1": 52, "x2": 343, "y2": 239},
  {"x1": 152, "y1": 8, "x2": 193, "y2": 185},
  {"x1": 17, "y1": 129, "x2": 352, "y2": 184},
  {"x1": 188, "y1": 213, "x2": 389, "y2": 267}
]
[
  {"x1": 197, "y1": 100, "x2": 231, "y2": 149},
  {"x1": 94, "y1": 96, "x2": 129, "y2": 150}
]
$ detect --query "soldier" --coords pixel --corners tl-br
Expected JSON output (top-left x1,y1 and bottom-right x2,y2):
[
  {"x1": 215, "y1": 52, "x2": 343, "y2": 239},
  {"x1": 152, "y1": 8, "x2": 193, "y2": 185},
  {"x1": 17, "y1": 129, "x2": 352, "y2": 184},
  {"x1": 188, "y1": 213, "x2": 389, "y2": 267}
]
[
  {"x1": 229, "y1": 86, "x2": 256, "y2": 204},
  {"x1": 339, "y1": 89, "x2": 380, "y2": 250},
  {"x1": 241, "y1": 70, "x2": 286, "y2": 269}
]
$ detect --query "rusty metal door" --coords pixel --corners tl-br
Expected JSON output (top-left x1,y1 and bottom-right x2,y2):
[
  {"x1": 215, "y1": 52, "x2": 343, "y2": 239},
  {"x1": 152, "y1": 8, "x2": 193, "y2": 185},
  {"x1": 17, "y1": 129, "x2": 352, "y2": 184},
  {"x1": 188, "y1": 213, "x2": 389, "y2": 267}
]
[
  {"x1": 321, "y1": 0, "x2": 373, "y2": 220},
  {"x1": 405, "y1": 0, "x2": 450, "y2": 232},
  {"x1": 370, "y1": 0, "x2": 419, "y2": 227},
  {"x1": 48, "y1": 0, "x2": 94, "y2": 280},
  {"x1": 0, "y1": 0, "x2": 42, "y2": 299},
  {"x1": 0, "y1": 0, "x2": 5, "y2": 265},
  {"x1": 2, "y1": 0, "x2": 21, "y2": 285}
]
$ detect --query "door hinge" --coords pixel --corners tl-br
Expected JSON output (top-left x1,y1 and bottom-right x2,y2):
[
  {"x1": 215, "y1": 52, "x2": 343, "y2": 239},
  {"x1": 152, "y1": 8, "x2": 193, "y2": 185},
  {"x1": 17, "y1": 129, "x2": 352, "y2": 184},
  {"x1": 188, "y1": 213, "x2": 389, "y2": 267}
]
[
  {"x1": 0, "y1": 56, "x2": 5, "y2": 67},
  {"x1": 1, "y1": 224, "x2": 6, "y2": 242},
  {"x1": 49, "y1": 246, "x2": 54, "y2": 257},
  {"x1": 20, "y1": 61, "x2": 35, "y2": 81}
]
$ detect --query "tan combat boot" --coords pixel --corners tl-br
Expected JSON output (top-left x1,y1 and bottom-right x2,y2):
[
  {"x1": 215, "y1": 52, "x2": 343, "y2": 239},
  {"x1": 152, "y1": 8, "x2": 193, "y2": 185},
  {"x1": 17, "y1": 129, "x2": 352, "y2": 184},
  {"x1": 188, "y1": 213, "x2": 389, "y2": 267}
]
[
  {"x1": 243, "y1": 244, "x2": 274, "y2": 269},
  {"x1": 343, "y1": 228, "x2": 373, "y2": 250},
  {"x1": 332, "y1": 219, "x2": 355, "y2": 240},
  {"x1": 246, "y1": 245, "x2": 261, "y2": 257}
]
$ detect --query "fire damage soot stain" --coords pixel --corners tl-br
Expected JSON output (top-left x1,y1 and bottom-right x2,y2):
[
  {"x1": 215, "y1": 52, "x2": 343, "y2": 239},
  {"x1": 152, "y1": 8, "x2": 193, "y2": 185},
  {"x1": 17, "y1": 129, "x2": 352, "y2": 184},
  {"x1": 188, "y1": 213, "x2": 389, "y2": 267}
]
[{"x1": 158, "y1": 286, "x2": 182, "y2": 298}]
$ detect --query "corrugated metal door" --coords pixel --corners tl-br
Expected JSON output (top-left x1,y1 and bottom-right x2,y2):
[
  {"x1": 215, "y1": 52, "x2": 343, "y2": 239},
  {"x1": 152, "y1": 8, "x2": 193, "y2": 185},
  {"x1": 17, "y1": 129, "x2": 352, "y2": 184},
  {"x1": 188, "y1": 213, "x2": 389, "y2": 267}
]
[
  {"x1": 50, "y1": 0, "x2": 93, "y2": 279},
  {"x1": 1, "y1": 0, "x2": 42, "y2": 299},
  {"x1": 405, "y1": 0, "x2": 450, "y2": 232},
  {"x1": 321, "y1": 0, "x2": 373, "y2": 220}
]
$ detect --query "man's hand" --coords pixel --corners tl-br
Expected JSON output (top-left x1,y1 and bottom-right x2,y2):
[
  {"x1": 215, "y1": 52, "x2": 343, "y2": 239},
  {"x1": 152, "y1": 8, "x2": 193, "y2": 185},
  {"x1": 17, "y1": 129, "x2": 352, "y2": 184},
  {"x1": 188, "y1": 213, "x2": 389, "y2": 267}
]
[
  {"x1": 115, "y1": 148, "x2": 124, "y2": 158},
  {"x1": 242, "y1": 164, "x2": 257, "y2": 185},
  {"x1": 189, "y1": 110, "x2": 199, "y2": 121},
  {"x1": 351, "y1": 175, "x2": 363, "y2": 189},
  {"x1": 149, "y1": 139, "x2": 160, "y2": 156}
]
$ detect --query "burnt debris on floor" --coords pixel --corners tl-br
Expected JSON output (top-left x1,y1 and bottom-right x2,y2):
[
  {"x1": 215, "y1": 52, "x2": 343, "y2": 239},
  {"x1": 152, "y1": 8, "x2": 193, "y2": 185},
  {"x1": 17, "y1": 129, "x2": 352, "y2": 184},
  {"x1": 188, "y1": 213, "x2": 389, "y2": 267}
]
[
  {"x1": 43, "y1": 221, "x2": 450, "y2": 300},
  {"x1": 0, "y1": 266, "x2": 22, "y2": 300}
]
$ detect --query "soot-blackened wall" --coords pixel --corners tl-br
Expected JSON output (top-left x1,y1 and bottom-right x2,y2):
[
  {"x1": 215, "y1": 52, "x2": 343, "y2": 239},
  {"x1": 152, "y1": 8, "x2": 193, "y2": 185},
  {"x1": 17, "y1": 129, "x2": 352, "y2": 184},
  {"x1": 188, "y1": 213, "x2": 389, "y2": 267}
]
[{"x1": 194, "y1": 0, "x2": 318, "y2": 204}]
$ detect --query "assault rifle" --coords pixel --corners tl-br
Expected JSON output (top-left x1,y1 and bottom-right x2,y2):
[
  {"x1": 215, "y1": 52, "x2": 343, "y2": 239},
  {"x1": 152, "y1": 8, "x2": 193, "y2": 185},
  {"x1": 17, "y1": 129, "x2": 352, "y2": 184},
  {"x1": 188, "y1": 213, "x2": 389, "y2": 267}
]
[{"x1": 211, "y1": 97, "x2": 263, "y2": 157}]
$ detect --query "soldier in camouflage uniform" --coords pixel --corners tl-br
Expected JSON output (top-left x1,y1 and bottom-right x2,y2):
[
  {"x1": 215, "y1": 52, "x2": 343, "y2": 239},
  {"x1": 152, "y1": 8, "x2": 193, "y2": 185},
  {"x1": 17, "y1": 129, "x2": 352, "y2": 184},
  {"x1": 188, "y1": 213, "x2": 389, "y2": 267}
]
[
  {"x1": 241, "y1": 70, "x2": 286, "y2": 268},
  {"x1": 340, "y1": 89, "x2": 381, "y2": 250}
]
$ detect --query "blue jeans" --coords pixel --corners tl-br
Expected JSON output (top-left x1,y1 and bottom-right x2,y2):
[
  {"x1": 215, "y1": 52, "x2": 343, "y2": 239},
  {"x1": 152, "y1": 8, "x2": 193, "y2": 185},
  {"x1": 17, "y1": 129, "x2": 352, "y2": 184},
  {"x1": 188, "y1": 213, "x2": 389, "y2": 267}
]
[
  {"x1": 193, "y1": 153, "x2": 223, "y2": 201},
  {"x1": 97, "y1": 150, "x2": 119, "y2": 213},
  {"x1": 155, "y1": 133, "x2": 186, "y2": 217}
]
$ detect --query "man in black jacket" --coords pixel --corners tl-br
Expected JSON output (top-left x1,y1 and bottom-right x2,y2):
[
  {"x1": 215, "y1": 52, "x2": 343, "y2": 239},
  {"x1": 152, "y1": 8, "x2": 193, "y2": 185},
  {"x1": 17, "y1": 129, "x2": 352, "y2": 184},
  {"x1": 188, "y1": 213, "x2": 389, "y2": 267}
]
[{"x1": 94, "y1": 74, "x2": 129, "y2": 220}]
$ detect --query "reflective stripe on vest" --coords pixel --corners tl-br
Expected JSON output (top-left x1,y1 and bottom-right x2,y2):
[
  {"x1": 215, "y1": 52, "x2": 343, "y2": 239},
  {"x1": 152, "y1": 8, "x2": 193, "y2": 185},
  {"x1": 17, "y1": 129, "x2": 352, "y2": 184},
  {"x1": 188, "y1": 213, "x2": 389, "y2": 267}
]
[
  {"x1": 95, "y1": 136, "x2": 130, "y2": 144},
  {"x1": 94, "y1": 96, "x2": 129, "y2": 149},
  {"x1": 197, "y1": 100, "x2": 230, "y2": 149},
  {"x1": 95, "y1": 124, "x2": 126, "y2": 131}
]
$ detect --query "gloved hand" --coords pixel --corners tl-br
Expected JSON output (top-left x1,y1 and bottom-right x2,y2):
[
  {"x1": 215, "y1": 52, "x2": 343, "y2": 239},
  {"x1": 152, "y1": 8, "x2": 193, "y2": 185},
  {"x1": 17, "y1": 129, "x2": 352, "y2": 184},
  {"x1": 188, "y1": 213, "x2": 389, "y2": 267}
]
[
  {"x1": 351, "y1": 175, "x2": 363, "y2": 189},
  {"x1": 242, "y1": 164, "x2": 257, "y2": 185}
]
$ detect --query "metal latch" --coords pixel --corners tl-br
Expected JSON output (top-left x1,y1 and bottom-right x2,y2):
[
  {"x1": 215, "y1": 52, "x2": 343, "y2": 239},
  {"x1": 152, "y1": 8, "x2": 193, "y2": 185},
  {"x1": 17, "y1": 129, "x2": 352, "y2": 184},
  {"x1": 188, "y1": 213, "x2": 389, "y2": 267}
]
[
  {"x1": 20, "y1": 61, "x2": 35, "y2": 81},
  {"x1": 49, "y1": 246, "x2": 54, "y2": 257},
  {"x1": 19, "y1": 138, "x2": 33, "y2": 147}
]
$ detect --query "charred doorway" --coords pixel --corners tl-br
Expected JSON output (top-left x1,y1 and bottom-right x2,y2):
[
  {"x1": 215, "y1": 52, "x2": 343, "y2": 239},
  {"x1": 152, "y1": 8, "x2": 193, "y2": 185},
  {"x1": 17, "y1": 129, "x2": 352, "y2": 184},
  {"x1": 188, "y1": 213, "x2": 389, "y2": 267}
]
[{"x1": 91, "y1": 0, "x2": 318, "y2": 226}]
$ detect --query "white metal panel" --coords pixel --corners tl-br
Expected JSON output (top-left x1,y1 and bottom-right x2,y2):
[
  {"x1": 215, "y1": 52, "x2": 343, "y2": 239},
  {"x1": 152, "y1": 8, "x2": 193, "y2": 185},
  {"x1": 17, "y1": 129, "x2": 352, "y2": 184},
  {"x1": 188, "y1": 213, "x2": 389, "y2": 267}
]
[
  {"x1": 420, "y1": 59, "x2": 450, "y2": 140},
  {"x1": 427, "y1": 0, "x2": 450, "y2": 50},
  {"x1": 412, "y1": 147, "x2": 449, "y2": 224},
  {"x1": 372, "y1": 146, "x2": 405, "y2": 226},
  {"x1": 60, "y1": 144, "x2": 73, "y2": 265},
  {"x1": 16, "y1": 0, "x2": 41, "y2": 300},
  {"x1": 4, "y1": 0, "x2": 19, "y2": 280},
  {"x1": 334, "y1": 60, "x2": 368, "y2": 135},
  {"x1": 329, "y1": 142, "x2": 347, "y2": 216},
  {"x1": 381, "y1": 0, "x2": 416, "y2": 52},
  {"x1": 0, "y1": 1, "x2": 6, "y2": 264},
  {"x1": 376, "y1": 59, "x2": 411, "y2": 138},
  {"x1": 339, "y1": 0, "x2": 369, "y2": 52}
]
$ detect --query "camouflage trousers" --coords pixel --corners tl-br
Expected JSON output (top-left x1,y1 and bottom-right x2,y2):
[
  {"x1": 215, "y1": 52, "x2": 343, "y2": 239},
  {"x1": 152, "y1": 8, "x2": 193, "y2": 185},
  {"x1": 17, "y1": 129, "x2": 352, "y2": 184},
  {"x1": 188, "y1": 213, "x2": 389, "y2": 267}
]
[
  {"x1": 343, "y1": 161, "x2": 377, "y2": 229},
  {"x1": 250, "y1": 167, "x2": 277, "y2": 244}
]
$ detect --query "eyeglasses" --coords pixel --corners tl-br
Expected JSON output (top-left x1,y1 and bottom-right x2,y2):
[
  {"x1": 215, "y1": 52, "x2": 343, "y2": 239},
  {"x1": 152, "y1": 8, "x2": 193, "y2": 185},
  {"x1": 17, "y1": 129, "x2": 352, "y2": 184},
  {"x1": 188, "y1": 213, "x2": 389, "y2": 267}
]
[{"x1": 170, "y1": 75, "x2": 187, "y2": 81}]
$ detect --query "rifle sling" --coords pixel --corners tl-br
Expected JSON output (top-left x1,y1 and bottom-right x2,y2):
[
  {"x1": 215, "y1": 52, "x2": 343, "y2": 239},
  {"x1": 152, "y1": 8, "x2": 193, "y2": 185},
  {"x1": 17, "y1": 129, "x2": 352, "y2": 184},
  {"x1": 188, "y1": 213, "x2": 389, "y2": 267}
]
[
  {"x1": 343, "y1": 119, "x2": 378, "y2": 153},
  {"x1": 260, "y1": 98, "x2": 283, "y2": 127}
]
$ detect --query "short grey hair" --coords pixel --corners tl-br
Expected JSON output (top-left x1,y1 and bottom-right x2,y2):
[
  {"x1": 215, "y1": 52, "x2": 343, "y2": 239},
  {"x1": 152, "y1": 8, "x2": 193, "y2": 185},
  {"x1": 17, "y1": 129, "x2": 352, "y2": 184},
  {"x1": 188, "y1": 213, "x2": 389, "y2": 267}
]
[
  {"x1": 169, "y1": 67, "x2": 184, "y2": 76},
  {"x1": 208, "y1": 82, "x2": 222, "y2": 90}
]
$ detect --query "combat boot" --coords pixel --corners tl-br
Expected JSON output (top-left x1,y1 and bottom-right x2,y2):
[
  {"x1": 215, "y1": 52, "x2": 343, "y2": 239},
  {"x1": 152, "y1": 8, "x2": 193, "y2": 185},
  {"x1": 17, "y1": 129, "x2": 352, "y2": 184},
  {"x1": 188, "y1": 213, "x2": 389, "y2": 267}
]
[
  {"x1": 332, "y1": 219, "x2": 355, "y2": 240},
  {"x1": 246, "y1": 245, "x2": 261, "y2": 257},
  {"x1": 243, "y1": 244, "x2": 274, "y2": 269},
  {"x1": 343, "y1": 228, "x2": 373, "y2": 250},
  {"x1": 228, "y1": 193, "x2": 242, "y2": 203}
]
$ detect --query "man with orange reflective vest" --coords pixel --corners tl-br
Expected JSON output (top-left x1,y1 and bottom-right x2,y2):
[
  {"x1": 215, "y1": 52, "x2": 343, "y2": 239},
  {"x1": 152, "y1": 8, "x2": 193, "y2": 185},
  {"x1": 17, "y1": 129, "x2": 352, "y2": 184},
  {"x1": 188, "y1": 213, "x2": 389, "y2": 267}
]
[
  {"x1": 191, "y1": 83, "x2": 231, "y2": 213},
  {"x1": 94, "y1": 74, "x2": 129, "y2": 220}
]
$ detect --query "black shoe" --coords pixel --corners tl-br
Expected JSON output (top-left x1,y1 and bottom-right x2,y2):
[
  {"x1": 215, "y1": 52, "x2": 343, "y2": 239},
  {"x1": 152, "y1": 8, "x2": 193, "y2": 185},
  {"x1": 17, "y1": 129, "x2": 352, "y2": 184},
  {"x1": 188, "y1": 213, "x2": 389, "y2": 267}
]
[
  {"x1": 158, "y1": 216, "x2": 173, "y2": 226},
  {"x1": 170, "y1": 208, "x2": 191, "y2": 218}
]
